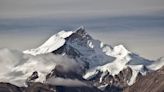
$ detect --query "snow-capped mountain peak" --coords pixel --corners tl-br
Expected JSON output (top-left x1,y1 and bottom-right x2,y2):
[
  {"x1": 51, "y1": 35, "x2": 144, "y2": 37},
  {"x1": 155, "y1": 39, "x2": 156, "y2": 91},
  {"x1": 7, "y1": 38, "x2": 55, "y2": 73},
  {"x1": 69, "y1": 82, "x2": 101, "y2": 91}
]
[
  {"x1": 75, "y1": 26, "x2": 88, "y2": 37},
  {"x1": 23, "y1": 26, "x2": 164, "y2": 88},
  {"x1": 23, "y1": 26, "x2": 88, "y2": 56}
]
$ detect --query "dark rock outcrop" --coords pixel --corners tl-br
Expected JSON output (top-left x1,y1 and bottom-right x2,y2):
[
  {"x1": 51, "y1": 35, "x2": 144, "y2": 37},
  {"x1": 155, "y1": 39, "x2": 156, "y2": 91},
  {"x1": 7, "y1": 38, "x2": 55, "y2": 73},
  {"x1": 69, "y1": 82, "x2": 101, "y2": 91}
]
[
  {"x1": 25, "y1": 82, "x2": 55, "y2": 92},
  {"x1": 0, "y1": 82, "x2": 102, "y2": 92},
  {"x1": 46, "y1": 65, "x2": 84, "y2": 80},
  {"x1": 25, "y1": 71, "x2": 39, "y2": 87},
  {"x1": 0, "y1": 82, "x2": 24, "y2": 92},
  {"x1": 87, "y1": 67, "x2": 133, "y2": 92}
]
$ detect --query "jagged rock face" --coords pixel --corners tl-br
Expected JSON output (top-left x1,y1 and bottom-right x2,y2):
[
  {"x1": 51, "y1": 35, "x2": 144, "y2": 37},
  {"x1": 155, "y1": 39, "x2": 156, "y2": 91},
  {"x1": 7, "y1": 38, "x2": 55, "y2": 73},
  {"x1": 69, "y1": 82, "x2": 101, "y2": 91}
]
[
  {"x1": 53, "y1": 44, "x2": 81, "y2": 58},
  {"x1": 52, "y1": 27, "x2": 91, "y2": 58},
  {"x1": 104, "y1": 67, "x2": 133, "y2": 88},
  {"x1": 87, "y1": 67, "x2": 133, "y2": 92},
  {"x1": 52, "y1": 28, "x2": 91, "y2": 73},
  {"x1": 123, "y1": 66, "x2": 164, "y2": 92},
  {"x1": 103, "y1": 67, "x2": 133, "y2": 92}
]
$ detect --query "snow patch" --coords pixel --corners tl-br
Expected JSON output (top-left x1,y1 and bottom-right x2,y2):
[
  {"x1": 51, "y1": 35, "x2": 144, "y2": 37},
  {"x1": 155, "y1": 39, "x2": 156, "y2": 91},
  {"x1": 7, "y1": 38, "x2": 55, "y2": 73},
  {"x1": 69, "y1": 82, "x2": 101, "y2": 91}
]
[
  {"x1": 127, "y1": 65, "x2": 147, "y2": 85},
  {"x1": 147, "y1": 57, "x2": 164, "y2": 70},
  {"x1": 23, "y1": 30, "x2": 73, "y2": 55}
]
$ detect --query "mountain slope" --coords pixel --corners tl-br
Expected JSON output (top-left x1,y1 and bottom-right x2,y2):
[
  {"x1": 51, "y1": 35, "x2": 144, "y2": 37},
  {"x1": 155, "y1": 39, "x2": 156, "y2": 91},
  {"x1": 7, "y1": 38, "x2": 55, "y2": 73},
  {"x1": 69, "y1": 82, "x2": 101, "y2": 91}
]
[
  {"x1": 23, "y1": 30, "x2": 73, "y2": 55},
  {"x1": 124, "y1": 66, "x2": 164, "y2": 92}
]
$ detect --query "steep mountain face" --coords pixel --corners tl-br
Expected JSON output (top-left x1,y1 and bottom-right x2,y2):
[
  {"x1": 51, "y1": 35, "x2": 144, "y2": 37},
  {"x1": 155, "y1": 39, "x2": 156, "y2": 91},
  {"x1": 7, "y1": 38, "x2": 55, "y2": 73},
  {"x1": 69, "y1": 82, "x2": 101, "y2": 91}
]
[
  {"x1": 1, "y1": 27, "x2": 164, "y2": 92},
  {"x1": 124, "y1": 66, "x2": 164, "y2": 92},
  {"x1": 23, "y1": 27, "x2": 164, "y2": 91},
  {"x1": 24, "y1": 26, "x2": 115, "y2": 68},
  {"x1": 87, "y1": 67, "x2": 133, "y2": 92}
]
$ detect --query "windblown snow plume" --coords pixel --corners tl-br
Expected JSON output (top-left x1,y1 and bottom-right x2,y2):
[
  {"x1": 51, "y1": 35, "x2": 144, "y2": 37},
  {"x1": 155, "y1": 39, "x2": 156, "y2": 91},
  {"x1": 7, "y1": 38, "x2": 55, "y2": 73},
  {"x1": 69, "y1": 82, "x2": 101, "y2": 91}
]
[{"x1": 0, "y1": 48, "x2": 80, "y2": 86}]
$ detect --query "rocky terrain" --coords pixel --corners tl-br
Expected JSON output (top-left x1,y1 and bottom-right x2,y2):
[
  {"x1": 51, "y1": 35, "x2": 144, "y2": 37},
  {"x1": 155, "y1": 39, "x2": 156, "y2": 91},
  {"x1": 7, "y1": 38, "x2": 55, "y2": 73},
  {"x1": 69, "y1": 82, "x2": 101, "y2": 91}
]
[
  {"x1": 124, "y1": 66, "x2": 164, "y2": 92},
  {"x1": 0, "y1": 66, "x2": 164, "y2": 92}
]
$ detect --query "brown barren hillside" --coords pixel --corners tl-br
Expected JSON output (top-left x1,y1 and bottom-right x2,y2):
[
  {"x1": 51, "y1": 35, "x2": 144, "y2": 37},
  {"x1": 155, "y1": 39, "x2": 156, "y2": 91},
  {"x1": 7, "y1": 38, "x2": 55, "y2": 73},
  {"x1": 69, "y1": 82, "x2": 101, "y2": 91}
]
[{"x1": 124, "y1": 67, "x2": 164, "y2": 92}]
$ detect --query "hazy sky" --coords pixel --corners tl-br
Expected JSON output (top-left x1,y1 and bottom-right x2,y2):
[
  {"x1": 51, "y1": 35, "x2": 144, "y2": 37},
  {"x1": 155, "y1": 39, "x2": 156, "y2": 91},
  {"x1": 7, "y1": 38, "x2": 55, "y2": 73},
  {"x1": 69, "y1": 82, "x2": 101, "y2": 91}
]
[
  {"x1": 0, "y1": 0, "x2": 164, "y2": 18},
  {"x1": 0, "y1": 0, "x2": 164, "y2": 60}
]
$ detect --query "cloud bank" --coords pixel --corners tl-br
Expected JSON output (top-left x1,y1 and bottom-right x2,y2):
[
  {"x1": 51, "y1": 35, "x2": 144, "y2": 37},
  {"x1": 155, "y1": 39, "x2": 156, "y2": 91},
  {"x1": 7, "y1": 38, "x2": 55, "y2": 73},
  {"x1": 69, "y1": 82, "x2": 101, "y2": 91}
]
[{"x1": 0, "y1": 48, "x2": 81, "y2": 86}]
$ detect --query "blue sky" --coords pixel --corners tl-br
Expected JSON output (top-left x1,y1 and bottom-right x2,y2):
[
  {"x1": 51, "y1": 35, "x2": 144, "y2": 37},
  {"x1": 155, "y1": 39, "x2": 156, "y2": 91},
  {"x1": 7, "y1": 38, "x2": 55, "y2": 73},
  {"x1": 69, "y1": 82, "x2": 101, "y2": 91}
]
[{"x1": 0, "y1": 0, "x2": 164, "y2": 59}]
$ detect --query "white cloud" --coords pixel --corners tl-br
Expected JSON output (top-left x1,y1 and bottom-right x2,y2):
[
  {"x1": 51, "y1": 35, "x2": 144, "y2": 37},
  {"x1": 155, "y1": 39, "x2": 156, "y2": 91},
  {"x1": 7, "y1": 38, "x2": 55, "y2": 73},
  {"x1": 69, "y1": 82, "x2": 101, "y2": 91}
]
[
  {"x1": 46, "y1": 77, "x2": 88, "y2": 87},
  {"x1": 0, "y1": 48, "x2": 82, "y2": 86}
]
